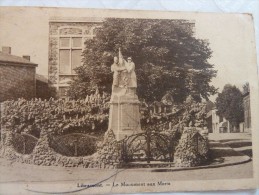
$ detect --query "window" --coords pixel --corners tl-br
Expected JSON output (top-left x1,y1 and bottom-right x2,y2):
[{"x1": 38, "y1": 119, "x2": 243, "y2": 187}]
[
  {"x1": 59, "y1": 37, "x2": 82, "y2": 74},
  {"x1": 72, "y1": 37, "x2": 82, "y2": 47},
  {"x1": 71, "y1": 50, "x2": 82, "y2": 74},
  {"x1": 60, "y1": 38, "x2": 70, "y2": 47},
  {"x1": 59, "y1": 50, "x2": 70, "y2": 74}
]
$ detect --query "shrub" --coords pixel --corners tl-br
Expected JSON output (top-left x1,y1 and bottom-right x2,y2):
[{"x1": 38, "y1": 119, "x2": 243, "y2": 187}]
[{"x1": 174, "y1": 127, "x2": 209, "y2": 167}]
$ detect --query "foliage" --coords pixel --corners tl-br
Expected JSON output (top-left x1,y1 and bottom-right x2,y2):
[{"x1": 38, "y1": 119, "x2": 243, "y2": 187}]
[
  {"x1": 215, "y1": 84, "x2": 244, "y2": 128},
  {"x1": 180, "y1": 96, "x2": 207, "y2": 128},
  {"x1": 68, "y1": 18, "x2": 217, "y2": 102},
  {"x1": 0, "y1": 96, "x2": 210, "y2": 168},
  {"x1": 141, "y1": 96, "x2": 207, "y2": 133},
  {"x1": 1, "y1": 97, "x2": 109, "y2": 138},
  {"x1": 174, "y1": 127, "x2": 209, "y2": 167}
]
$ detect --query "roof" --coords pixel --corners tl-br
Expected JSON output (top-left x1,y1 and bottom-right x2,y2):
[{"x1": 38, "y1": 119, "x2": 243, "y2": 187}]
[
  {"x1": 36, "y1": 74, "x2": 48, "y2": 83},
  {"x1": 0, "y1": 52, "x2": 37, "y2": 67},
  {"x1": 49, "y1": 17, "x2": 103, "y2": 23},
  {"x1": 205, "y1": 100, "x2": 216, "y2": 112}
]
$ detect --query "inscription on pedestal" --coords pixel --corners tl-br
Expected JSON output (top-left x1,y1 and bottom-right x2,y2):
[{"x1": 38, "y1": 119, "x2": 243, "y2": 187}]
[{"x1": 108, "y1": 95, "x2": 141, "y2": 140}]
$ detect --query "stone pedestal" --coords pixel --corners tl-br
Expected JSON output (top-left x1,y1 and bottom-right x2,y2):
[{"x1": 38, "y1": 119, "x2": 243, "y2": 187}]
[{"x1": 108, "y1": 87, "x2": 142, "y2": 141}]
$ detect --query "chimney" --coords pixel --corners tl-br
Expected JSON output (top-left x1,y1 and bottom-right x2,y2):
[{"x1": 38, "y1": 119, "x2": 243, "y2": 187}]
[
  {"x1": 22, "y1": 55, "x2": 30, "y2": 61},
  {"x1": 2, "y1": 46, "x2": 11, "y2": 54}
]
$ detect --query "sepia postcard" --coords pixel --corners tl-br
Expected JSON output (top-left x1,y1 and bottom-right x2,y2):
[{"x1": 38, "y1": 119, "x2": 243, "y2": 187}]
[{"x1": 0, "y1": 6, "x2": 258, "y2": 194}]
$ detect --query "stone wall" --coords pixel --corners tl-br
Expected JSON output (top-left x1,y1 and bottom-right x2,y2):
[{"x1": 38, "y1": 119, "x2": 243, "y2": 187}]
[
  {"x1": 0, "y1": 127, "x2": 121, "y2": 169},
  {"x1": 48, "y1": 37, "x2": 58, "y2": 85},
  {"x1": 49, "y1": 22, "x2": 97, "y2": 36},
  {"x1": 0, "y1": 128, "x2": 94, "y2": 167},
  {"x1": 0, "y1": 65, "x2": 36, "y2": 102},
  {"x1": 88, "y1": 129, "x2": 122, "y2": 169}
]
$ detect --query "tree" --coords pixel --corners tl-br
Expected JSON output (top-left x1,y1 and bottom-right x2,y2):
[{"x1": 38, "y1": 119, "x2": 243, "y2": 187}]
[
  {"x1": 68, "y1": 18, "x2": 217, "y2": 102},
  {"x1": 215, "y1": 84, "x2": 244, "y2": 129}
]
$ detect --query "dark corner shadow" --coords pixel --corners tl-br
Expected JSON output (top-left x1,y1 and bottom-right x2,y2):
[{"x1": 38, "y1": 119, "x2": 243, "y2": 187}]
[{"x1": 239, "y1": 149, "x2": 253, "y2": 158}]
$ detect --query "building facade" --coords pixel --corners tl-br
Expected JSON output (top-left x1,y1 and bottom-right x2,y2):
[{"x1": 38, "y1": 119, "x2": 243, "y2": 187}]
[
  {"x1": 206, "y1": 108, "x2": 234, "y2": 133},
  {"x1": 48, "y1": 17, "x2": 102, "y2": 98},
  {"x1": 0, "y1": 47, "x2": 38, "y2": 102},
  {"x1": 243, "y1": 91, "x2": 251, "y2": 132},
  {"x1": 36, "y1": 74, "x2": 56, "y2": 100}
]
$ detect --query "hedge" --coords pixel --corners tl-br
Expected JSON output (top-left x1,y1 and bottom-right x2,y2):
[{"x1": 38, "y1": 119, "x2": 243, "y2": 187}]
[{"x1": 1, "y1": 97, "x2": 109, "y2": 138}]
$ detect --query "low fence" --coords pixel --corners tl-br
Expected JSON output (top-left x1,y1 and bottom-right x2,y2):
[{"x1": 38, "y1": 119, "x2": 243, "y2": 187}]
[
  {"x1": 12, "y1": 133, "x2": 38, "y2": 154},
  {"x1": 120, "y1": 128, "x2": 182, "y2": 164}
]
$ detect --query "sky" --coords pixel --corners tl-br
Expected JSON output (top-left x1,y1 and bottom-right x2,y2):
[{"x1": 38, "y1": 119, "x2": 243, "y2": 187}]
[{"x1": 0, "y1": 7, "x2": 258, "y2": 102}]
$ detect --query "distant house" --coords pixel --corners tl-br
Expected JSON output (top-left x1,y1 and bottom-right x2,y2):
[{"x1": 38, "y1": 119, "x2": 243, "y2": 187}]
[
  {"x1": 243, "y1": 87, "x2": 251, "y2": 132},
  {"x1": 206, "y1": 108, "x2": 233, "y2": 133},
  {"x1": 206, "y1": 101, "x2": 235, "y2": 133},
  {"x1": 0, "y1": 46, "x2": 38, "y2": 102}
]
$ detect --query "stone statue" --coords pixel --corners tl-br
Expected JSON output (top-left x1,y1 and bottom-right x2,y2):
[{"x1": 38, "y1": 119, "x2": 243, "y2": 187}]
[
  {"x1": 109, "y1": 49, "x2": 141, "y2": 140},
  {"x1": 125, "y1": 56, "x2": 137, "y2": 88},
  {"x1": 111, "y1": 56, "x2": 126, "y2": 89},
  {"x1": 111, "y1": 49, "x2": 137, "y2": 94}
]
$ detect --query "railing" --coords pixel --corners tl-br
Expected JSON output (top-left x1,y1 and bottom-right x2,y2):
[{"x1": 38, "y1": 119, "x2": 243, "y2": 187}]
[
  {"x1": 49, "y1": 133, "x2": 98, "y2": 157},
  {"x1": 12, "y1": 133, "x2": 38, "y2": 154},
  {"x1": 120, "y1": 128, "x2": 180, "y2": 164}
]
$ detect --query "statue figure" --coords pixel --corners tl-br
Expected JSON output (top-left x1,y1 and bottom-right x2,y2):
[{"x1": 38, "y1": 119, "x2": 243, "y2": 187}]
[
  {"x1": 111, "y1": 56, "x2": 126, "y2": 90},
  {"x1": 125, "y1": 56, "x2": 137, "y2": 88},
  {"x1": 111, "y1": 49, "x2": 137, "y2": 94}
]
